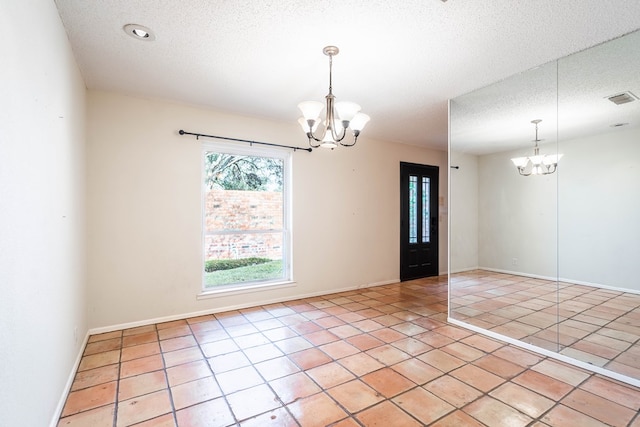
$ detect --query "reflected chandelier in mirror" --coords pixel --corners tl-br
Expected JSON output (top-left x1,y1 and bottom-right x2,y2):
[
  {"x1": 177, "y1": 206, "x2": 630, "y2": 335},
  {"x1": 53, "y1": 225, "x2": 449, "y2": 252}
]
[{"x1": 511, "y1": 120, "x2": 563, "y2": 176}]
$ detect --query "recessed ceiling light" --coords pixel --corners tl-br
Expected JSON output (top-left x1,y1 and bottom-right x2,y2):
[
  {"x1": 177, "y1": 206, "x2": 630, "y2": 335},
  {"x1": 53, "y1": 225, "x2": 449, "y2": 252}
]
[{"x1": 123, "y1": 24, "x2": 155, "y2": 41}]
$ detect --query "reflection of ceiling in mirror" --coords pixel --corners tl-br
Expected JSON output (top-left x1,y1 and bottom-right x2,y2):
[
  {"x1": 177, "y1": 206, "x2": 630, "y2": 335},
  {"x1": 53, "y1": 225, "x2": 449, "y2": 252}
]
[{"x1": 451, "y1": 30, "x2": 640, "y2": 155}]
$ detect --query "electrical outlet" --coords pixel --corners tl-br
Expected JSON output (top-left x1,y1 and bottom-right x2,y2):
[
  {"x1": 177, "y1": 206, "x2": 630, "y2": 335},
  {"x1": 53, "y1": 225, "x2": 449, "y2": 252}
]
[{"x1": 512, "y1": 258, "x2": 518, "y2": 266}]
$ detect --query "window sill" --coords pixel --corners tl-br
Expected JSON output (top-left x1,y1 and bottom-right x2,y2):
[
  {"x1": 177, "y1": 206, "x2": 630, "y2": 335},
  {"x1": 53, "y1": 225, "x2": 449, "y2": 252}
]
[{"x1": 197, "y1": 280, "x2": 297, "y2": 300}]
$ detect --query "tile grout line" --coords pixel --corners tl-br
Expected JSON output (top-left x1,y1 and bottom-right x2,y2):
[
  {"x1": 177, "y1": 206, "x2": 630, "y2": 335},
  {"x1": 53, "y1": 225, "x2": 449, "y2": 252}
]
[{"x1": 158, "y1": 324, "x2": 180, "y2": 427}]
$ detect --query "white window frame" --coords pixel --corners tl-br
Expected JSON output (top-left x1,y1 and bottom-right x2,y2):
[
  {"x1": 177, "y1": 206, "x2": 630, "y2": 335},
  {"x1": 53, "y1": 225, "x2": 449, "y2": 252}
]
[{"x1": 198, "y1": 140, "x2": 293, "y2": 298}]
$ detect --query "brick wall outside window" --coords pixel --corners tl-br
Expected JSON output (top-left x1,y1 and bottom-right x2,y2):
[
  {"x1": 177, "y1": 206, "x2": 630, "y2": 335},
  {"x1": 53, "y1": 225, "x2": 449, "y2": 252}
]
[{"x1": 204, "y1": 189, "x2": 283, "y2": 260}]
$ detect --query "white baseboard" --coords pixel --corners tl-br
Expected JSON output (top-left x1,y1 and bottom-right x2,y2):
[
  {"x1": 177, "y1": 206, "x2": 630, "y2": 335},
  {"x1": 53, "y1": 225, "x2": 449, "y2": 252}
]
[
  {"x1": 89, "y1": 278, "x2": 401, "y2": 336},
  {"x1": 449, "y1": 266, "x2": 480, "y2": 274},
  {"x1": 477, "y1": 267, "x2": 640, "y2": 295},
  {"x1": 49, "y1": 331, "x2": 90, "y2": 427},
  {"x1": 557, "y1": 276, "x2": 640, "y2": 295},
  {"x1": 478, "y1": 267, "x2": 557, "y2": 282}
]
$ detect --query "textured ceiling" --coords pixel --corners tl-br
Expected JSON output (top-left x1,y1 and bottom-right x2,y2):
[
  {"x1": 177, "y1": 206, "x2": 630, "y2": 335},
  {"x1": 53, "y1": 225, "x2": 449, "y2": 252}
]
[{"x1": 53, "y1": 0, "x2": 640, "y2": 151}]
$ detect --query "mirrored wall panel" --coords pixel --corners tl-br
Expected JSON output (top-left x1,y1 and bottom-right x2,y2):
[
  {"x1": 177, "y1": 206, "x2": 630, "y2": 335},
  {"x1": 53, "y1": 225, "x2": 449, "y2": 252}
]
[{"x1": 449, "y1": 29, "x2": 640, "y2": 385}]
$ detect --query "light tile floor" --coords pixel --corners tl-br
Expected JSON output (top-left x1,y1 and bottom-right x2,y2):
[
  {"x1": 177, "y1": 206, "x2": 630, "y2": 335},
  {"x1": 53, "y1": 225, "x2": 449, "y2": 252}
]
[
  {"x1": 58, "y1": 275, "x2": 640, "y2": 426},
  {"x1": 451, "y1": 270, "x2": 640, "y2": 380}
]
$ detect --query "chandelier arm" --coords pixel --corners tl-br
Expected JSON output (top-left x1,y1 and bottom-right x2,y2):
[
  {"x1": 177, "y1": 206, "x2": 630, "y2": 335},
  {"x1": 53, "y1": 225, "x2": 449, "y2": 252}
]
[
  {"x1": 307, "y1": 129, "x2": 325, "y2": 143},
  {"x1": 331, "y1": 125, "x2": 347, "y2": 142},
  {"x1": 518, "y1": 167, "x2": 531, "y2": 176},
  {"x1": 325, "y1": 92, "x2": 347, "y2": 143},
  {"x1": 340, "y1": 139, "x2": 356, "y2": 147},
  {"x1": 326, "y1": 93, "x2": 337, "y2": 140},
  {"x1": 302, "y1": 119, "x2": 323, "y2": 143},
  {"x1": 340, "y1": 133, "x2": 358, "y2": 147},
  {"x1": 305, "y1": 116, "x2": 328, "y2": 142},
  {"x1": 308, "y1": 137, "x2": 322, "y2": 148}
]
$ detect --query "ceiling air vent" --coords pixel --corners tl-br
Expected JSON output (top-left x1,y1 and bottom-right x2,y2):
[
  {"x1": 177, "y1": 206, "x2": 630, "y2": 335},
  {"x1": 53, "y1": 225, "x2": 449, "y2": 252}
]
[{"x1": 606, "y1": 91, "x2": 638, "y2": 105}]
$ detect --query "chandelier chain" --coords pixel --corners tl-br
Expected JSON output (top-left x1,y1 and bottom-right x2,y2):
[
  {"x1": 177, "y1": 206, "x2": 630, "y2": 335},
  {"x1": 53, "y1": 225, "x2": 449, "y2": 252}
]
[{"x1": 328, "y1": 53, "x2": 333, "y2": 94}]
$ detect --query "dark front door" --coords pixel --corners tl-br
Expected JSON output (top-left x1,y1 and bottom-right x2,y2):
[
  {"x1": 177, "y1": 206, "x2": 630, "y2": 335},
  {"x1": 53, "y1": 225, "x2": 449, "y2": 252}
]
[{"x1": 400, "y1": 162, "x2": 439, "y2": 281}]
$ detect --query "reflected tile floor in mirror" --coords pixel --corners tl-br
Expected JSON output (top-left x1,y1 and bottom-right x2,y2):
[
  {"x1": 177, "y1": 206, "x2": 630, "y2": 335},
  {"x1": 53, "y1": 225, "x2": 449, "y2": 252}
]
[
  {"x1": 58, "y1": 276, "x2": 640, "y2": 426},
  {"x1": 451, "y1": 270, "x2": 640, "y2": 380}
]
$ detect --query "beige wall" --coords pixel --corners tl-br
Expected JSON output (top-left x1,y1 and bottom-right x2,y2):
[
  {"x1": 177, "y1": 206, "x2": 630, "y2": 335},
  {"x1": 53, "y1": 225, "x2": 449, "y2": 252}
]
[
  {"x1": 86, "y1": 91, "x2": 448, "y2": 329},
  {"x1": 558, "y1": 127, "x2": 640, "y2": 290},
  {"x1": 453, "y1": 126, "x2": 640, "y2": 292},
  {"x1": 449, "y1": 151, "x2": 479, "y2": 272},
  {"x1": 0, "y1": 1, "x2": 87, "y2": 425}
]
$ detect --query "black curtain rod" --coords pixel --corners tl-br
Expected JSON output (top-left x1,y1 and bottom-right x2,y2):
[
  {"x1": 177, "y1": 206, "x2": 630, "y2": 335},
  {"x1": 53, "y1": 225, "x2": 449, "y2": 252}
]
[{"x1": 178, "y1": 130, "x2": 313, "y2": 152}]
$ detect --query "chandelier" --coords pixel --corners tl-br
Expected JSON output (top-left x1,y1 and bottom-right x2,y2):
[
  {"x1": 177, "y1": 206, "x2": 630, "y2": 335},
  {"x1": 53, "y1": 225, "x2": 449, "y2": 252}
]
[
  {"x1": 297, "y1": 46, "x2": 370, "y2": 149},
  {"x1": 511, "y1": 119, "x2": 563, "y2": 176}
]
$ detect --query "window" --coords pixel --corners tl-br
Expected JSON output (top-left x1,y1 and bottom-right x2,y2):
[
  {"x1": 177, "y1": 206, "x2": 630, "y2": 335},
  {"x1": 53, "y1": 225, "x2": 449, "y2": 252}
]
[
  {"x1": 202, "y1": 142, "x2": 291, "y2": 291},
  {"x1": 408, "y1": 175, "x2": 430, "y2": 244},
  {"x1": 409, "y1": 175, "x2": 417, "y2": 243}
]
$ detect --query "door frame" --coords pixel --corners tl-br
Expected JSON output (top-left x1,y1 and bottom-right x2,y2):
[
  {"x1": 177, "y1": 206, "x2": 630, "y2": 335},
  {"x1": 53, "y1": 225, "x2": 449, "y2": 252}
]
[{"x1": 400, "y1": 162, "x2": 439, "y2": 281}]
